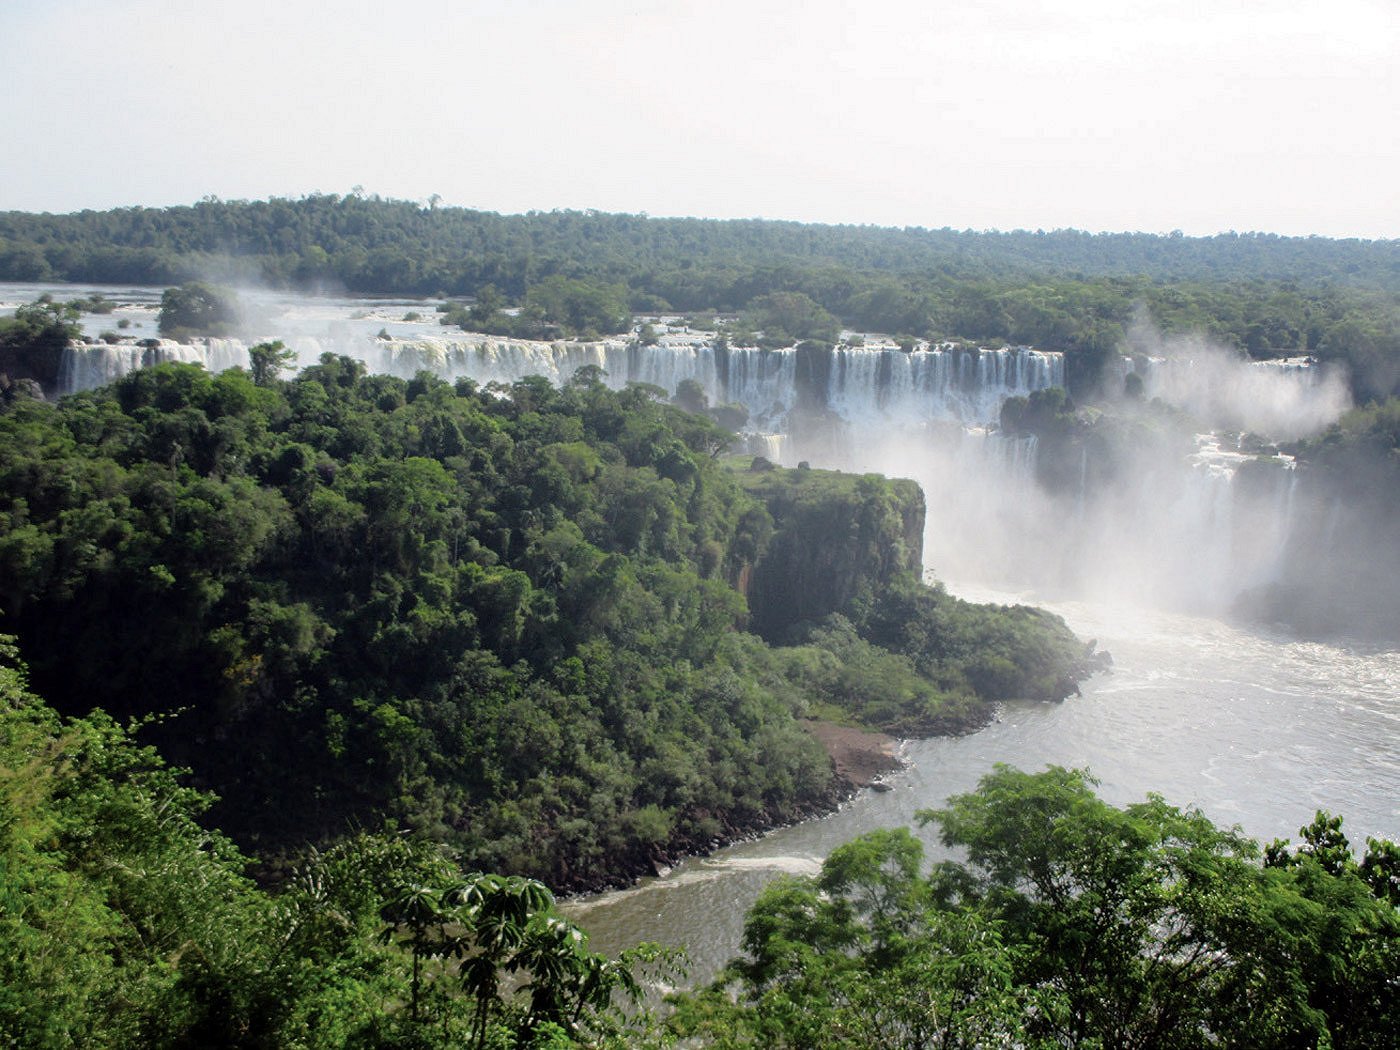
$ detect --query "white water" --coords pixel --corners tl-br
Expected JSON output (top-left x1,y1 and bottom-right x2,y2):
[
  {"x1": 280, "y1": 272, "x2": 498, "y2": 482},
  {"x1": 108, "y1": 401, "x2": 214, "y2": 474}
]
[{"x1": 48, "y1": 322, "x2": 1061, "y2": 433}]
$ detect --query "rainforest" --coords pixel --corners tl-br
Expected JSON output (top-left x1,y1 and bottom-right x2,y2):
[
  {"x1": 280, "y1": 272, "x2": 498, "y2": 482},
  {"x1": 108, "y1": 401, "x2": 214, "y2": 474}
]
[{"x1": 1, "y1": 196, "x2": 1398, "y2": 1048}]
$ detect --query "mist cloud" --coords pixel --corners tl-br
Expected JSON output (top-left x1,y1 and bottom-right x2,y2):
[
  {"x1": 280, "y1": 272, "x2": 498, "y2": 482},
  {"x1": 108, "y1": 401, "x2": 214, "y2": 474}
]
[{"x1": 1124, "y1": 313, "x2": 1351, "y2": 440}]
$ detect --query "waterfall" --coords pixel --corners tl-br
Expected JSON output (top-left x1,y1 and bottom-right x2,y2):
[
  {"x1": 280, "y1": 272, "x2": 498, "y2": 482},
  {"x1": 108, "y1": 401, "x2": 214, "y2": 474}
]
[
  {"x1": 57, "y1": 339, "x2": 252, "y2": 394},
  {"x1": 54, "y1": 324, "x2": 1312, "y2": 617},
  {"x1": 820, "y1": 346, "x2": 1061, "y2": 428},
  {"x1": 57, "y1": 337, "x2": 1063, "y2": 434},
  {"x1": 1129, "y1": 350, "x2": 1347, "y2": 440},
  {"x1": 36, "y1": 292, "x2": 1368, "y2": 624}
]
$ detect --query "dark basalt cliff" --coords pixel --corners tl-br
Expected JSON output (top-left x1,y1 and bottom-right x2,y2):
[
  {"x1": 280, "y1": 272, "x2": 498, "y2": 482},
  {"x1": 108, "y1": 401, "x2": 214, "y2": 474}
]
[{"x1": 738, "y1": 461, "x2": 925, "y2": 641}]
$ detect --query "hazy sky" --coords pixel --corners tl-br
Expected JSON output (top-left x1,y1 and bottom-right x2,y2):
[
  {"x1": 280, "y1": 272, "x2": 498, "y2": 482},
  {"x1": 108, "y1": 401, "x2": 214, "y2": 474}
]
[{"x1": 5, "y1": 0, "x2": 1397, "y2": 237}]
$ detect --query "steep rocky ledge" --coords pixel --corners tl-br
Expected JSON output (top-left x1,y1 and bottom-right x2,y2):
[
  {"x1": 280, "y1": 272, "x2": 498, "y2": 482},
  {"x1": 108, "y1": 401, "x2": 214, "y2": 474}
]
[{"x1": 737, "y1": 460, "x2": 925, "y2": 641}]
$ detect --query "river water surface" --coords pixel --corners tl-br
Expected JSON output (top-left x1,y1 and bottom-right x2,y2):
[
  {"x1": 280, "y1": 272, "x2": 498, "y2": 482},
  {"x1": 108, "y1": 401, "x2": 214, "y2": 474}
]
[{"x1": 563, "y1": 585, "x2": 1400, "y2": 984}]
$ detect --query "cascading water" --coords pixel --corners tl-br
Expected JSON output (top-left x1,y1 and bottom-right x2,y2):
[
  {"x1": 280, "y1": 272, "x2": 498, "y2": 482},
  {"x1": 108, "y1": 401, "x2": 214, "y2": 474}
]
[
  {"x1": 824, "y1": 346, "x2": 1062, "y2": 427},
  {"x1": 56, "y1": 332, "x2": 1061, "y2": 433},
  {"x1": 46, "y1": 294, "x2": 1330, "y2": 619},
  {"x1": 56, "y1": 338, "x2": 251, "y2": 394}
]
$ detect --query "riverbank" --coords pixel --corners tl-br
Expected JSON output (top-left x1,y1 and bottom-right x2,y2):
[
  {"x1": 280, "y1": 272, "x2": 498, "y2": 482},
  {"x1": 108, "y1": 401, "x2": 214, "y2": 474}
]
[
  {"x1": 555, "y1": 716, "x2": 961, "y2": 896},
  {"x1": 803, "y1": 720, "x2": 903, "y2": 788},
  {"x1": 561, "y1": 595, "x2": 1400, "y2": 986},
  {"x1": 550, "y1": 657, "x2": 1101, "y2": 896}
]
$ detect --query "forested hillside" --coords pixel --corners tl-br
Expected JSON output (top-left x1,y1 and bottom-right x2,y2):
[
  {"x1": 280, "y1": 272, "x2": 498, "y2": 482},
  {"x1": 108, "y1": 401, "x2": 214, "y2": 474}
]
[
  {"x1": 0, "y1": 636, "x2": 676, "y2": 1048},
  {"x1": 4, "y1": 195, "x2": 1399, "y2": 400},
  {"x1": 0, "y1": 359, "x2": 1093, "y2": 888},
  {"x1": 4, "y1": 195, "x2": 1397, "y2": 1046},
  {"x1": 11, "y1": 644, "x2": 1391, "y2": 1048}
]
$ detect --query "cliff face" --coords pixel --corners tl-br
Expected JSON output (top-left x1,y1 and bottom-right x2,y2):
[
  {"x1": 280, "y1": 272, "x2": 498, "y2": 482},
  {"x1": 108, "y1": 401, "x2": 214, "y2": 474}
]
[
  {"x1": 1236, "y1": 451, "x2": 1400, "y2": 640},
  {"x1": 0, "y1": 342, "x2": 65, "y2": 395},
  {"x1": 737, "y1": 462, "x2": 925, "y2": 641}
]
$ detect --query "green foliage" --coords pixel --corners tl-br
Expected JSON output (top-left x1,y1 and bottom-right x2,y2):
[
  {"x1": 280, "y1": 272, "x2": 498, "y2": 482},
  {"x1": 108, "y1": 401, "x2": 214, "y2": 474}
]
[
  {"x1": 999, "y1": 385, "x2": 1075, "y2": 438},
  {"x1": 158, "y1": 281, "x2": 240, "y2": 338},
  {"x1": 736, "y1": 464, "x2": 923, "y2": 640},
  {"x1": 857, "y1": 577, "x2": 1103, "y2": 705},
  {"x1": 673, "y1": 377, "x2": 709, "y2": 414},
  {"x1": 924, "y1": 768, "x2": 1400, "y2": 1049},
  {"x1": 67, "y1": 292, "x2": 116, "y2": 315},
  {"x1": 442, "y1": 276, "x2": 631, "y2": 340},
  {"x1": 0, "y1": 295, "x2": 80, "y2": 350},
  {"x1": 0, "y1": 360, "x2": 1092, "y2": 891},
  {"x1": 248, "y1": 339, "x2": 295, "y2": 385},
  {"x1": 1, "y1": 634, "x2": 287, "y2": 1047},
  {"x1": 671, "y1": 828, "x2": 1024, "y2": 1049},
  {"x1": 0, "y1": 295, "x2": 81, "y2": 390},
  {"x1": 742, "y1": 291, "x2": 840, "y2": 347},
  {"x1": 5, "y1": 195, "x2": 1398, "y2": 398},
  {"x1": 374, "y1": 870, "x2": 678, "y2": 1048},
  {"x1": 676, "y1": 767, "x2": 1400, "y2": 1049},
  {"x1": 525, "y1": 275, "x2": 631, "y2": 338},
  {"x1": 756, "y1": 570, "x2": 1099, "y2": 739},
  {"x1": 1296, "y1": 396, "x2": 1400, "y2": 499},
  {"x1": 0, "y1": 634, "x2": 671, "y2": 1047},
  {"x1": 1239, "y1": 399, "x2": 1400, "y2": 635}
]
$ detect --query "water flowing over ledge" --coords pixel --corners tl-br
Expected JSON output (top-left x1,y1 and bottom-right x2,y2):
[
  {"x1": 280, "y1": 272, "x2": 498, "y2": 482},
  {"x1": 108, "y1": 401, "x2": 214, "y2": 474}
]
[
  {"x1": 57, "y1": 332, "x2": 1064, "y2": 430},
  {"x1": 32, "y1": 286, "x2": 1366, "y2": 623}
]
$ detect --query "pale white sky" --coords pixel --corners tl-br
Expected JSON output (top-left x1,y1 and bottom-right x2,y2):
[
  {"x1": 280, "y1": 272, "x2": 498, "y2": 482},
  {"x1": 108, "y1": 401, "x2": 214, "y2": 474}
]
[{"x1": 4, "y1": 0, "x2": 1397, "y2": 237}]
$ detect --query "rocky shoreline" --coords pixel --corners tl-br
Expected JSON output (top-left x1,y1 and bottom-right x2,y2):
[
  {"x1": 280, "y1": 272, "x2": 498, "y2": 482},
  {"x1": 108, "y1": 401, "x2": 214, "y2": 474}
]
[
  {"x1": 545, "y1": 653, "x2": 1103, "y2": 896},
  {"x1": 552, "y1": 718, "x2": 935, "y2": 896}
]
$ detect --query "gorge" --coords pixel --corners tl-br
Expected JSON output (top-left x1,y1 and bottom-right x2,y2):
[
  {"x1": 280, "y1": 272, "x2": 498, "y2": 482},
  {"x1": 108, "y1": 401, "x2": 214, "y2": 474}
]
[{"x1": 7, "y1": 281, "x2": 1399, "y2": 984}]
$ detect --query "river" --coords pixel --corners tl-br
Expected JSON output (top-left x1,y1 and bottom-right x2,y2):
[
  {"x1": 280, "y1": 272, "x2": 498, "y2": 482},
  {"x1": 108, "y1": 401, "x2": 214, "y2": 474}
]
[{"x1": 563, "y1": 584, "x2": 1400, "y2": 984}]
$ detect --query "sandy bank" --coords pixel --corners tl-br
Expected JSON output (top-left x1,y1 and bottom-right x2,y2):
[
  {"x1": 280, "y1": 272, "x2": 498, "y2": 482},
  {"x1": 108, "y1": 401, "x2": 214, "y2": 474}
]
[{"x1": 803, "y1": 719, "x2": 903, "y2": 788}]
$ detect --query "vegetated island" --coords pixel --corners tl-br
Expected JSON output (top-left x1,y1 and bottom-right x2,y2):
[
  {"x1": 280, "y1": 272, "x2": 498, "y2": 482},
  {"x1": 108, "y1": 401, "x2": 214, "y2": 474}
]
[{"x1": 0, "y1": 353, "x2": 1102, "y2": 893}]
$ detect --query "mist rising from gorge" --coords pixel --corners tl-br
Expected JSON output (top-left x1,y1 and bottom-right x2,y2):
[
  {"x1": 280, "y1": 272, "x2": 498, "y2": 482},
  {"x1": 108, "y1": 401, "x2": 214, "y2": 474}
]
[
  {"x1": 798, "y1": 320, "x2": 1360, "y2": 627},
  {"x1": 1122, "y1": 311, "x2": 1352, "y2": 440},
  {"x1": 46, "y1": 285, "x2": 1388, "y2": 634}
]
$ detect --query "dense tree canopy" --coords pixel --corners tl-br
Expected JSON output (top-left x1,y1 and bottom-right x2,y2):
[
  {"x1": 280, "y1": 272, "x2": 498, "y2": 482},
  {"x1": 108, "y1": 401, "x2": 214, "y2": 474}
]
[
  {"x1": 158, "y1": 281, "x2": 241, "y2": 338},
  {"x1": 0, "y1": 359, "x2": 1092, "y2": 889},
  {"x1": 2, "y1": 195, "x2": 1398, "y2": 399},
  {"x1": 0, "y1": 294, "x2": 81, "y2": 394},
  {"x1": 4, "y1": 195, "x2": 1397, "y2": 1045},
  {"x1": 673, "y1": 766, "x2": 1400, "y2": 1049},
  {"x1": 0, "y1": 635, "x2": 671, "y2": 1048}
]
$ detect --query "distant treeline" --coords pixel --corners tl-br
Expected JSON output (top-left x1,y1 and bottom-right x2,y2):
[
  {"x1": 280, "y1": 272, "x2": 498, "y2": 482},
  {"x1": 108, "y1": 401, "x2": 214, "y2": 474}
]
[{"x1": 3, "y1": 195, "x2": 1399, "y2": 399}]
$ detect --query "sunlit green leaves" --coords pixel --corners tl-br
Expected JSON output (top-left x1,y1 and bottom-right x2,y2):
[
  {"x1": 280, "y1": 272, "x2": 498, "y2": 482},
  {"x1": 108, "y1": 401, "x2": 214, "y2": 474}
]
[{"x1": 679, "y1": 768, "x2": 1400, "y2": 1049}]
